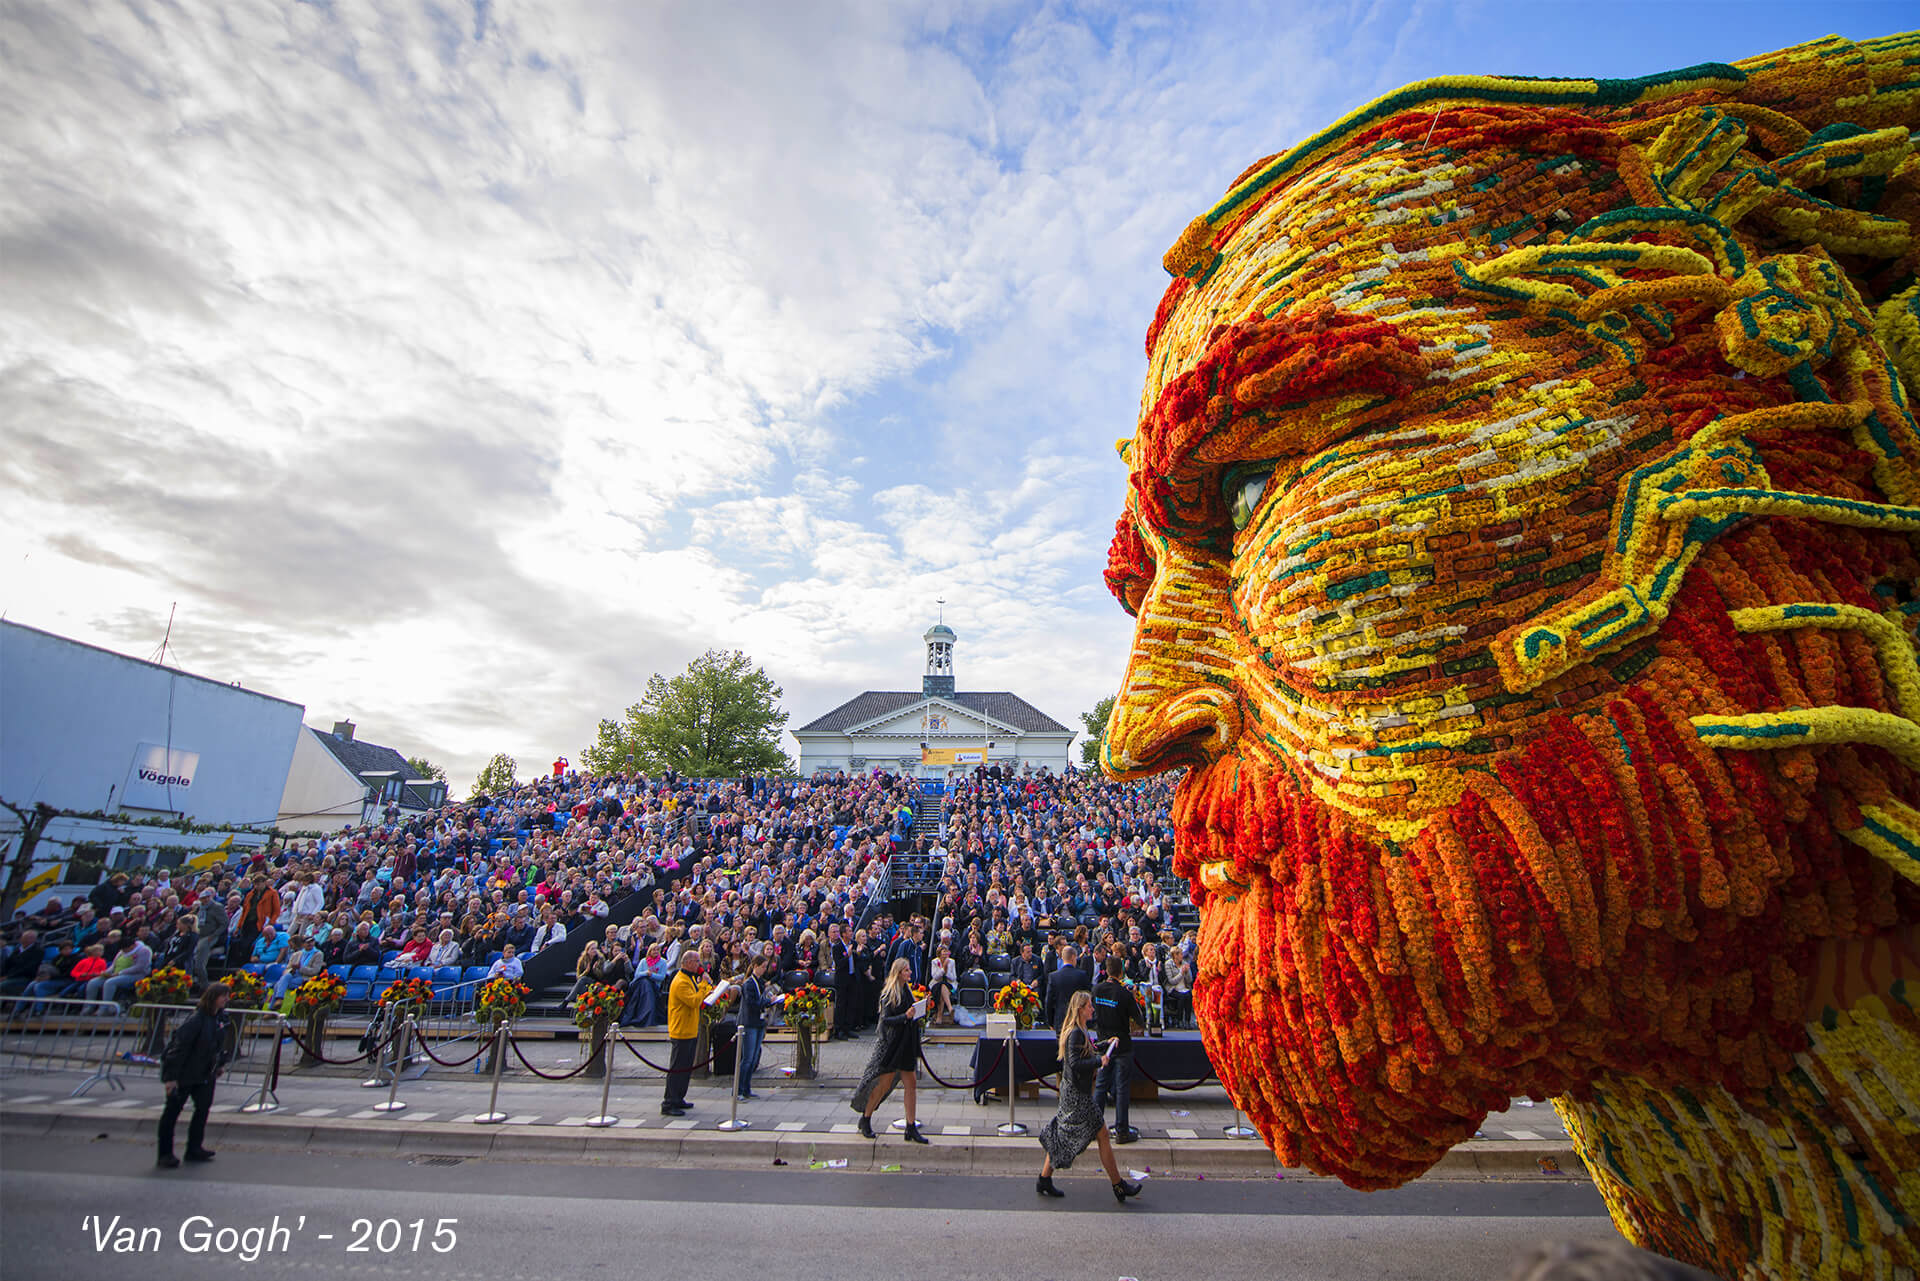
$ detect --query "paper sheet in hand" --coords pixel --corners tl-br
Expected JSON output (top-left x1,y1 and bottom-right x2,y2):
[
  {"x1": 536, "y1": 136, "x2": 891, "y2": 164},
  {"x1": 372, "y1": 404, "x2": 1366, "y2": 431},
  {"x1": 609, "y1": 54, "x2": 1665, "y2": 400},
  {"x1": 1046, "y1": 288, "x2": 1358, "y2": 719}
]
[
  {"x1": 703, "y1": 982, "x2": 733, "y2": 1006},
  {"x1": 908, "y1": 998, "x2": 929, "y2": 1018}
]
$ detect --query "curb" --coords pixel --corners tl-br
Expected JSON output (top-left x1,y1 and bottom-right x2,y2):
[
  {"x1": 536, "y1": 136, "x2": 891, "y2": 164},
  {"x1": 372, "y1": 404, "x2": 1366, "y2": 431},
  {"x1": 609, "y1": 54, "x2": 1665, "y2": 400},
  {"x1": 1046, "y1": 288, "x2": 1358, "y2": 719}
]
[{"x1": 2, "y1": 1104, "x2": 1587, "y2": 1181}]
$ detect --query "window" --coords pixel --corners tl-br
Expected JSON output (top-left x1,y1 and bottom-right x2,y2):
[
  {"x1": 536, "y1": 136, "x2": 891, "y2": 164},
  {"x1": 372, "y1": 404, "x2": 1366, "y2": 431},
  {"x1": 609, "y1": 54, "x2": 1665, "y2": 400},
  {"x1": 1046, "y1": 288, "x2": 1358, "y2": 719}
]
[
  {"x1": 110, "y1": 846, "x2": 150, "y2": 871},
  {"x1": 64, "y1": 843, "x2": 108, "y2": 885}
]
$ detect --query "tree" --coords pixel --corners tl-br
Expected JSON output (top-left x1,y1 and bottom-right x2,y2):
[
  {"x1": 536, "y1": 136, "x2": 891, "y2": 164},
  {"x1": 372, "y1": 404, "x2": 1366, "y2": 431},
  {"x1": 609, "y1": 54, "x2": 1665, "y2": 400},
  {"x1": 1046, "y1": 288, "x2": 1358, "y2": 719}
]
[
  {"x1": 0, "y1": 798, "x2": 57, "y2": 922},
  {"x1": 582, "y1": 649, "x2": 791, "y2": 777},
  {"x1": 1079, "y1": 694, "x2": 1116, "y2": 767},
  {"x1": 405, "y1": 756, "x2": 447, "y2": 781},
  {"x1": 470, "y1": 753, "x2": 517, "y2": 799}
]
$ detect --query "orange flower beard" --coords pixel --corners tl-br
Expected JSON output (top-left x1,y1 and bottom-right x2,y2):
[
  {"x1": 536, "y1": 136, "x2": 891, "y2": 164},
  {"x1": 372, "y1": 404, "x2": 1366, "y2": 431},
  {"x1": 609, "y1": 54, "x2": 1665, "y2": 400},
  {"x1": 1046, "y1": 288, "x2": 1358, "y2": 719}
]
[{"x1": 1167, "y1": 594, "x2": 1916, "y2": 1192}]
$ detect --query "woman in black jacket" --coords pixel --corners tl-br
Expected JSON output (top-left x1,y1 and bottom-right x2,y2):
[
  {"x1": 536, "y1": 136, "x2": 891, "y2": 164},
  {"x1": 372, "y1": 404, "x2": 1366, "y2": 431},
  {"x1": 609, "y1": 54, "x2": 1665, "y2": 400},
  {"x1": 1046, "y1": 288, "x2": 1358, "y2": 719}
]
[
  {"x1": 1035, "y1": 989, "x2": 1140, "y2": 1203},
  {"x1": 158, "y1": 983, "x2": 231, "y2": 1168}
]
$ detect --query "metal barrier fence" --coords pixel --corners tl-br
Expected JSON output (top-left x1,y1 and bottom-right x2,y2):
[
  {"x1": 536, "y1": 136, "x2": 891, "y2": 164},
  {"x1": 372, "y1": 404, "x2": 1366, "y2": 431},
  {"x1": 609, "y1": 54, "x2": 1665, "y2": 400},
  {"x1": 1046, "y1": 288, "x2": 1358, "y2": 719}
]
[{"x1": 0, "y1": 995, "x2": 129, "y2": 1096}]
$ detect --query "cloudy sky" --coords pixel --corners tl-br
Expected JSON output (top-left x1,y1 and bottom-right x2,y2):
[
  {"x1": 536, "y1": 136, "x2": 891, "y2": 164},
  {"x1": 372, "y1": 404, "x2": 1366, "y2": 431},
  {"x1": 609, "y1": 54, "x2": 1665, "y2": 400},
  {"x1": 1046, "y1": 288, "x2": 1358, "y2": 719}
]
[{"x1": 0, "y1": 0, "x2": 1902, "y2": 788}]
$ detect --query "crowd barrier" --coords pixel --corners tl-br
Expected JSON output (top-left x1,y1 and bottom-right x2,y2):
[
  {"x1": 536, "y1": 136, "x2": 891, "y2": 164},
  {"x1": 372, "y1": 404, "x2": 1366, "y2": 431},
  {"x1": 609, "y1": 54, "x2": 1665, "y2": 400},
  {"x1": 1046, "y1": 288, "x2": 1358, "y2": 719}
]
[{"x1": 0, "y1": 1006, "x2": 1258, "y2": 1138}]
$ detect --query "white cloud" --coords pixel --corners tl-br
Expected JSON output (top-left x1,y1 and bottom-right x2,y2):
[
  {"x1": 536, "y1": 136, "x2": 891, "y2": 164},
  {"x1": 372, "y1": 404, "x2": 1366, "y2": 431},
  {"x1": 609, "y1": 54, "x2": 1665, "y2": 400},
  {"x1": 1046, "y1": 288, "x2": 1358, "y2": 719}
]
[{"x1": 0, "y1": 0, "x2": 1497, "y2": 789}]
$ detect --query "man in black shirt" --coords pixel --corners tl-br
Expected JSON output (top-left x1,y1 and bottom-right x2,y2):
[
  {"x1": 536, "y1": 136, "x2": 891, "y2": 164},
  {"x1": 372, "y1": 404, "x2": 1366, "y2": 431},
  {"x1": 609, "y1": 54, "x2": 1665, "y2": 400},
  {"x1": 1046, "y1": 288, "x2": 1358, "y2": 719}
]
[{"x1": 1091, "y1": 954, "x2": 1143, "y2": 1143}]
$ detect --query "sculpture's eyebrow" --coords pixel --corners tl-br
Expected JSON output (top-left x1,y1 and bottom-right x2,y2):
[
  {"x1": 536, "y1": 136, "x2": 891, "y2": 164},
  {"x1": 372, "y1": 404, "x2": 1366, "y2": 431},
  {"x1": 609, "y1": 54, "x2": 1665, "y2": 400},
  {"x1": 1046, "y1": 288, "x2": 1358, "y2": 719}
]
[{"x1": 1126, "y1": 304, "x2": 1435, "y2": 487}]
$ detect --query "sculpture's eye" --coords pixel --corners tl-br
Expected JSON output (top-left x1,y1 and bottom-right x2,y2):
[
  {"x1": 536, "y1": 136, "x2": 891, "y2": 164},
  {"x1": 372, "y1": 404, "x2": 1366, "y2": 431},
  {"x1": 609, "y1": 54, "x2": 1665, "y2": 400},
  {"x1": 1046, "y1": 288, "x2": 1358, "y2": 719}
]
[{"x1": 1227, "y1": 465, "x2": 1275, "y2": 532}]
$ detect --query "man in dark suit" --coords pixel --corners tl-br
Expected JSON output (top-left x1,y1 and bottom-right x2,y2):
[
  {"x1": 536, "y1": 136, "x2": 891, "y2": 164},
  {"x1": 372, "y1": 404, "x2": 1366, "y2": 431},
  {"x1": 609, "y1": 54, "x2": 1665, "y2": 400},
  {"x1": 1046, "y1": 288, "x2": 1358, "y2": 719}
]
[
  {"x1": 826, "y1": 921, "x2": 856, "y2": 1041},
  {"x1": 1044, "y1": 944, "x2": 1090, "y2": 1030}
]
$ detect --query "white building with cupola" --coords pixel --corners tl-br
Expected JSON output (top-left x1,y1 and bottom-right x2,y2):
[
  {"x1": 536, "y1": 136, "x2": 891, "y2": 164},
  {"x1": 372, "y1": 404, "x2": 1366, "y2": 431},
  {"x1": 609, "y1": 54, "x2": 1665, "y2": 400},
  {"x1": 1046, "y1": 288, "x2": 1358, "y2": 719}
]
[{"x1": 792, "y1": 622, "x2": 1074, "y2": 779}]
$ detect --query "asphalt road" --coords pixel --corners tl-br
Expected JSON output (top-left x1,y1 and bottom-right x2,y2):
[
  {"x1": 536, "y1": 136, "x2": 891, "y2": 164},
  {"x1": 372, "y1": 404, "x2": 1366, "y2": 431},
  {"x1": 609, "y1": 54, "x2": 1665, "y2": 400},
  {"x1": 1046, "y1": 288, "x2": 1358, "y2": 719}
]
[{"x1": 3, "y1": 1132, "x2": 1621, "y2": 1280}]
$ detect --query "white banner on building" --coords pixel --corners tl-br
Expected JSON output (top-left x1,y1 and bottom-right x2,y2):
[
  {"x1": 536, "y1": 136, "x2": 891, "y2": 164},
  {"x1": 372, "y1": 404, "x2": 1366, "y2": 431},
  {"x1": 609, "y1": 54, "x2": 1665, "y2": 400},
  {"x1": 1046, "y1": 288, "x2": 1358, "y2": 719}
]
[{"x1": 123, "y1": 742, "x2": 200, "y2": 811}]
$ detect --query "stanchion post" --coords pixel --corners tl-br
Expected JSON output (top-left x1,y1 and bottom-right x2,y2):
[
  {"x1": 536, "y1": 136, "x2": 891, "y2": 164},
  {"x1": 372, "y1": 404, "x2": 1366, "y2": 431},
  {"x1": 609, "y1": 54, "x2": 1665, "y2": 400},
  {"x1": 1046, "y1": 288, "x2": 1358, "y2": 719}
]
[
  {"x1": 1223, "y1": 1096, "x2": 1255, "y2": 1138},
  {"x1": 238, "y1": 1016, "x2": 284, "y2": 1114},
  {"x1": 995, "y1": 1027, "x2": 1027, "y2": 1136},
  {"x1": 474, "y1": 1020, "x2": 510, "y2": 1125},
  {"x1": 585, "y1": 1025, "x2": 619, "y2": 1127},
  {"x1": 717, "y1": 1021, "x2": 749, "y2": 1131},
  {"x1": 372, "y1": 1017, "x2": 411, "y2": 1113},
  {"x1": 361, "y1": 1009, "x2": 392, "y2": 1089}
]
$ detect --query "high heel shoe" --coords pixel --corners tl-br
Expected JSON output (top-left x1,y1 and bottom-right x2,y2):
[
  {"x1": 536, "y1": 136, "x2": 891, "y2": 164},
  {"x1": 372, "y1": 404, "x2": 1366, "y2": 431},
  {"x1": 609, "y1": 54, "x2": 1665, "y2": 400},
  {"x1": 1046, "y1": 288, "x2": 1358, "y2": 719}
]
[
  {"x1": 1036, "y1": 1175, "x2": 1065, "y2": 1198},
  {"x1": 1111, "y1": 1179, "x2": 1142, "y2": 1204},
  {"x1": 858, "y1": 1115, "x2": 874, "y2": 1139},
  {"x1": 903, "y1": 1121, "x2": 929, "y2": 1144}
]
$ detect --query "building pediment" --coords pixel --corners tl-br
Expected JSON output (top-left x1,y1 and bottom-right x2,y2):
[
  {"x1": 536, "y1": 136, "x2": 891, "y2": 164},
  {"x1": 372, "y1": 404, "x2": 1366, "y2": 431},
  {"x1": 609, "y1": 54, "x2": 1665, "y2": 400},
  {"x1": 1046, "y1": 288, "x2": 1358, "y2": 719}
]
[{"x1": 847, "y1": 696, "x2": 1021, "y2": 739}]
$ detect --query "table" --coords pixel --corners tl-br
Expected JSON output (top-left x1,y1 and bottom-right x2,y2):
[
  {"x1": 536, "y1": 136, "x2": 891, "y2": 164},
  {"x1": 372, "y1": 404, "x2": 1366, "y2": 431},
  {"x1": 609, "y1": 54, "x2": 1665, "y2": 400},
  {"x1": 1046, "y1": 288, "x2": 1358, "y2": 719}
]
[{"x1": 968, "y1": 1029, "x2": 1213, "y2": 1103}]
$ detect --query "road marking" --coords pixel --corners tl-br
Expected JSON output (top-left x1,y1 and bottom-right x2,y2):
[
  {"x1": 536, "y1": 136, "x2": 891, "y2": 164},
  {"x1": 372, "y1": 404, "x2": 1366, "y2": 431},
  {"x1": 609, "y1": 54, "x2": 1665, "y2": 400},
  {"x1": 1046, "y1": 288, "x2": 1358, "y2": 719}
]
[
  {"x1": 775, "y1": 1121, "x2": 807, "y2": 1131},
  {"x1": 350, "y1": 1109, "x2": 383, "y2": 1119},
  {"x1": 614, "y1": 1118, "x2": 646, "y2": 1128},
  {"x1": 298, "y1": 1107, "x2": 339, "y2": 1117},
  {"x1": 405, "y1": 1112, "x2": 438, "y2": 1122},
  {"x1": 829, "y1": 1123, "x2": 858, "y2": 1133},
  {"x1": 8, "y1": 1095, "x2": 49, "y2": 1104},
  {"x1": 941, "y1": 1125, "x2": 971, "y2": 1136},
  {"x1": 101, "y1": 1098, "x2": 144, "y2": 1108},
  {"x1": 1506, "y1": 1129, "x2": 1543, "y2": 1141},
  {"x1": 666, "y1": 1119, "x2": 697, "y2": 1129},
  {"x1": 1166, "y1": 1127, "x2": 1198, "y2": 1139},
  {"x1": 557, "y1": 1116, "x2": 592, "y2": 1127},
  {"x1": 62, "y1": 1096, "x2": 97, "y2": 1105},
  {"x1": 502, "y1": 1115, "x2": 538, "y2": 1125}
]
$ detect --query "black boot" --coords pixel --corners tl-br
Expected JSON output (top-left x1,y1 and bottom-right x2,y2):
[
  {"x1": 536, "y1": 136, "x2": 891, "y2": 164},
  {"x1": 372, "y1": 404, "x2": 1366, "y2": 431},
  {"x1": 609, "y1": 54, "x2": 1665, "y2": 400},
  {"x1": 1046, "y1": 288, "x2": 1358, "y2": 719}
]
[
  {"x1": 1112, "y1": 1179, "x2": 1142, "y2": 1203},
  {"x1": 858, "y1": 1114, "x2": 874, "y2": 1139},
  {"x1": 1036, "y1": 1174, "x2": 1064, "y2": 1198},
  {"x1": 903, "y1": 1121, "x2": 929, "y2": 1144}
]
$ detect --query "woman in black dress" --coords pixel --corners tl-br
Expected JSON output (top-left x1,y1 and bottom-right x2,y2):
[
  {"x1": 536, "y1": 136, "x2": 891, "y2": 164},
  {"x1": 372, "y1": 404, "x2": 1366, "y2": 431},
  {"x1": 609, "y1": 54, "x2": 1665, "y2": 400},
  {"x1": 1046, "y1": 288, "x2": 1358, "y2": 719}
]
[
  {"x1": 1036, "y1": 989, "x2": 1142, "y2": 1203},
  {"x1": 850, "y1": 958, "x2": 928, "y2": 1143},
  {"x1": 855, "y1": 929, "x2": 885, "y2": 1028}
]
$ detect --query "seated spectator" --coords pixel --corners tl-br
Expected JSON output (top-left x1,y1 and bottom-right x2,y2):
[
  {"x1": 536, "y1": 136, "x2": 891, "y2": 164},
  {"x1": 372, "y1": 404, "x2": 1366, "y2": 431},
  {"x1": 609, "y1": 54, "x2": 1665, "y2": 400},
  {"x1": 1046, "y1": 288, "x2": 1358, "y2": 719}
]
[
  {"x1": 485, "y1": 944, "x2": 523, "y2": 981},
  {"x1": 529, "y1": 905, "x2": 567, "y2": 954},
  {"x1": 394, "y1": 927, "x2": 434, "y2": 968},
  {"x1": 340, "y1": 923, "x2": 382, "y2": 967},
  {"x1": 274, "y1": 935, "x2": 327, "y2": 1005},
  {"x1": 0, "y1": 929, "x2": 41, "y2": 995},
  {"x1": 89, "y1": 926, "x2": 152, "y2": 1006},
  {"x1": 251, "y1": 924, "x2": 287, "y2": 964},
  {"x1": 426, "y1": 929, "x2": 463, "y2": 969}
]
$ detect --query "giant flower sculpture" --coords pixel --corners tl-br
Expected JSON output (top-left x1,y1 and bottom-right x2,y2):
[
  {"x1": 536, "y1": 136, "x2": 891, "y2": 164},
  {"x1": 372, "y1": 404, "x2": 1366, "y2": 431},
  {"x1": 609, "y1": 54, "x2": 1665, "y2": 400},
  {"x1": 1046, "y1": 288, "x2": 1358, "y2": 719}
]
[{"x1": 1102, "y1": 32, "x2": 1920, "y2": 1280}]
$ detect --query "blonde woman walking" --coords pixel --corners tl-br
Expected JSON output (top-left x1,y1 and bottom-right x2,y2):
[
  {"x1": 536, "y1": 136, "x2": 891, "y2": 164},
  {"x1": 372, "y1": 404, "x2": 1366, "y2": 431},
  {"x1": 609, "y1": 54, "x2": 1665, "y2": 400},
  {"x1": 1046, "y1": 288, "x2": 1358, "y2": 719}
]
[
  {"x1": 1035, "y1": 989, "x2": 1142, "y2": 1204},
  {"x1": 851, "y1": 957, "x2": 928, "y2": 1143}
]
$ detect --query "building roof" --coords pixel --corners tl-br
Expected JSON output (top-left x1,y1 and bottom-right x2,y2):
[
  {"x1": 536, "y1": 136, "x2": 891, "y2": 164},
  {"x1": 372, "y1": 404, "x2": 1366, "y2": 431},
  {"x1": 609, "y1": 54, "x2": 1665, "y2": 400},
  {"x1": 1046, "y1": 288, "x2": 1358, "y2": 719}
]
[
  {"x1": 794, "y1": 690, "x2": 1071, "y2": 735},
  {"x1": 312, "y1": 727, "x2": 420, "y2": 781},
  {"x1": 924, "y1": 623, "x2": 956, "y2": 639}
]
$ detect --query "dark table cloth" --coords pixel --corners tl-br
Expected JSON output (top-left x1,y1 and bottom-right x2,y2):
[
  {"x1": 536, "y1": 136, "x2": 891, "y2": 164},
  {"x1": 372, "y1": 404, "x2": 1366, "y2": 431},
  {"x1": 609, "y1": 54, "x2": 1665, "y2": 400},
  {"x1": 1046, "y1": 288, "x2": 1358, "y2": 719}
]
[{"x1": 968, "y1": 1029, "x2": 1212, "y2": 1102}]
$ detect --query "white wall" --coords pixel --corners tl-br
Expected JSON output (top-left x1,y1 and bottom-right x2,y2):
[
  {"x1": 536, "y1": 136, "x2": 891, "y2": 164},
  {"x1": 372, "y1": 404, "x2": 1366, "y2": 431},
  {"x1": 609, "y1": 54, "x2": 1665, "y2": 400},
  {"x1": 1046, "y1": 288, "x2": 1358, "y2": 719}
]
[
  {"x1": 0, "y1": 621, "x2": 305, "y2": 824},
  {"x1": 276, "y1": 728, "x2": 371, "y2": 833}
]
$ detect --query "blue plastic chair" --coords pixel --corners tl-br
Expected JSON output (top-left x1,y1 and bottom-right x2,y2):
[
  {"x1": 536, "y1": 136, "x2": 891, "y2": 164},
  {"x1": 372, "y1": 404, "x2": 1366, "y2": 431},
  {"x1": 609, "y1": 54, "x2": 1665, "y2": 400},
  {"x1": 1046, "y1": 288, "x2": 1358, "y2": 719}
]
[
  {"x1": 327, "y1": 964, "x2": 351, "y2": 979},
  {"x1": 349, "y1": 965, "x2": 378, "y2": 982},
  {"x1": 381, "y1": 951, "x2": 400, "y2": 966},
  {"x1": 462, "y1": 967, "x2": 490, "y2": 985},
  {"x1": 434, "y1": 966, "x2": 461, "y2": 987},
  {"x1": 487, "y1": 951, "x2": 503, "y2": 964},
  {"x1": 342, "y1": 980, "x2": 369, "y2": 1003},
  {"x1": 375, "y1": 966, "x2": 402, "y2": 983}
]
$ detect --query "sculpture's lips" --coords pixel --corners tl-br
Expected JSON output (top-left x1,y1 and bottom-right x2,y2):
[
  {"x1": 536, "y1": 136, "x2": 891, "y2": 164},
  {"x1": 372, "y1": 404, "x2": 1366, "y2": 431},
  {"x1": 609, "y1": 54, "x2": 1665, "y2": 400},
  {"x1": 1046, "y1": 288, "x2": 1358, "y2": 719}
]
[{"x1": 1198, "y1": 859, "x2": 1250, "y2": 897}]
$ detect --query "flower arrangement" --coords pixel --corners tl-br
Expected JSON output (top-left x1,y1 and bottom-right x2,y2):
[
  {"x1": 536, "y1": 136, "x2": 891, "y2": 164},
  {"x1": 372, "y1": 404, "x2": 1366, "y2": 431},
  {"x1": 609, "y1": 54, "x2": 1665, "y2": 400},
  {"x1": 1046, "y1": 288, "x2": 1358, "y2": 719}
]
[
  {"x1": 909, "y1": 983, "x2": 932, "y2": 1025},
  {"x1": 1100, "y1": 30, "x2": 1920, "y2": 1281},
  {"x1": 221, "y1": 969, "x2": 268, "y2": 1010},
  {"x1": 475, "y1": 977, "x2": 530, "y2": 1026},
  {"x1": 781, "y1": 983, "x2": 832, "y2": 1036},
  {"x1": 290, "y1": 972, "x2": 346, "y2": 1018},
  {"x1": 993, "y1": 979, "x2": 1041, "y2": 1029},
  {"x1": 378, "y1": 976, "x2": 434, "y2": 1008},
  {"x1": 701, "y1": 985, "x2": 737, "y2": 1026},
  {"x1": 570, "y1": 981, "x2": 626, "y2": 1030},
  {"x1": 134, "y1": 966, "x2": 192, "y2": 1005}
]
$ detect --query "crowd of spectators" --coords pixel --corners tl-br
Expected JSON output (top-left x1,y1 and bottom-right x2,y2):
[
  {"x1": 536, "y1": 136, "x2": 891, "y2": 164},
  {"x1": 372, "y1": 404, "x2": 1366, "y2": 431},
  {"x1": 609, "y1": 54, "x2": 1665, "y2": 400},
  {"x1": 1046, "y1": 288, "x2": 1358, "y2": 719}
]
[{"x1": 1, "y1": 762, "x2": 1190, "y2": 1035}]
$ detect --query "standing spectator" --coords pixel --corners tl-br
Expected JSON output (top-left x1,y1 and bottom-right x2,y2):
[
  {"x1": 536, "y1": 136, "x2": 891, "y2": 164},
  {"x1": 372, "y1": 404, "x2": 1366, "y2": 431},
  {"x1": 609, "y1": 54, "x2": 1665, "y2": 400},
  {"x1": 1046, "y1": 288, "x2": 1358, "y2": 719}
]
[
  {"x1": 661, "y1": 952, "x2": 711, "y2": 1117},
  {"x1": 156, "y1": 982, "x2": 231, "y2": 1168},
  {"x1": 290, "y1": 874, "x2": 326, "y2": 935},
  {"x1": 734, "y1": 955, "x2": 771, "y2": 1100},
  {"x1": 229, "y1": 874, "x2": 280, "y2": 969},
  {"x1": 1092, "y1": 954, "x2": 1143, "y2": 1144},
  {"x1": 827, "y1": 922, "x2": 855, "y2": 1042},
  {"x1": 192, "y1": 887, "x2": 227, "y2": 985},
  {"x1": 1045, "y1": 945, "x2": 1090, "y2": 1030}
]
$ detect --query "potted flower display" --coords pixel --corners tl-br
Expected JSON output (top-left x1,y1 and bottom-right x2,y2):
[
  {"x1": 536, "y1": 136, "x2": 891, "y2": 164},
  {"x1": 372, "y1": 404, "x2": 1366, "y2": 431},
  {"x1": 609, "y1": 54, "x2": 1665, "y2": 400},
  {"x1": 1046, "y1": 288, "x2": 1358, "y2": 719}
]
[
  {"x1": 131, "y1": 965, "x2": 195, "y2": 1055},
  {"x1": 570, "y1": 981, "x2": 626, "y2": 1079},
  {"x1": 290, "y1": 972, "x2": 347, "y2": 1067},
  {"x1": 781, "y1": 982, "x2": 832, "y2": 1079},
  {"x1": 222, "y1": 969, "x2": 268, "y2": 1010},
  {"x1": 377, "y1": 975, "x2": 435, "y2": 1014},
  {"x1": 993, "y1": 979, "x2": 1041, "y2": 1030},
  {"x1": 474, "y1": 977, "x2": 530, "y2": 1074}
]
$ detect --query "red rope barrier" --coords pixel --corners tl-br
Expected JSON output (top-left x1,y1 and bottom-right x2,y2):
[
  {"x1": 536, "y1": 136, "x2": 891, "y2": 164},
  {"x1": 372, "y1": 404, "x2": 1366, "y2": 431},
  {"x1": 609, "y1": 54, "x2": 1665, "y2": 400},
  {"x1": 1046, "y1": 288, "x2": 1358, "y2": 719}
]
[
  {"x1": 915, "y1": 1041, "x2": 1006, "y2": 1092},
  {"x1": 1012, "y1": 1038, "x2": 1061, "y2": 1093},
  {"x1": 412, "y1": 1033, "x2": 487, "y2": 1069},
  {"x1": 284, "y1": 1024, "x2": 395, "y2": 1066},
  {"x1": 619, "y1": 1038, "x2": 717, "y2": 1074},
  {"x1": 508, "y1": 1034, "x2": 603, "y2": 1080}
]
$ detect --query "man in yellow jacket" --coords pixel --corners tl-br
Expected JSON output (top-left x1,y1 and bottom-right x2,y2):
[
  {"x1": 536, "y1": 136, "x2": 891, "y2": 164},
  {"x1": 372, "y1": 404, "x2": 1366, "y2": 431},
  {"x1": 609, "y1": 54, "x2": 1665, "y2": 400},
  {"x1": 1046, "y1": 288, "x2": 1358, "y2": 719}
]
[{"x1": 662, "y1": 952, "x2": 712, "y2": 1116}]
